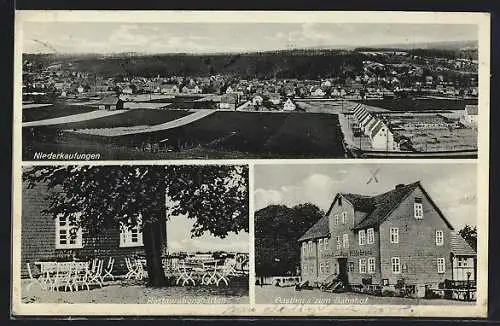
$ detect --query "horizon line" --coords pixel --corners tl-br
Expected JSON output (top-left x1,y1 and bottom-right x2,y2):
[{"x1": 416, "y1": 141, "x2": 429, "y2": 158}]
[{"x1": 22, "y1": 40, "x2": 478, "y2": 56}]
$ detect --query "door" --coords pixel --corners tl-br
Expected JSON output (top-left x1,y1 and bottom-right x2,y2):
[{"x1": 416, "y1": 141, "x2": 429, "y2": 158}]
[{"x1": 337, "y1": 258, "x2": 349, "y2": 286}]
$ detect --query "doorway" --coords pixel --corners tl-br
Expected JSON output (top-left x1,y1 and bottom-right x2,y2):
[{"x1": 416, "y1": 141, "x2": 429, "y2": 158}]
[{"x1": 337, "y1": 258, "x2": 349, "y2": 286}]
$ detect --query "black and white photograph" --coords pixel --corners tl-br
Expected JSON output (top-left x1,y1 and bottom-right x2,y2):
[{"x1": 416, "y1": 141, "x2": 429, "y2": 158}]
[
  {"x1": 254, "y1": 163, "x2": 480, "y2": 306},
  {"x1": 19, "y1": 164, "x2": 249, "y2": 304},
  {"x1": 19, "y1": 17, "x2": 481, "y2": 160},
  {"x1": 12, "y1": 10, "x2": 489, "y2": 318}
]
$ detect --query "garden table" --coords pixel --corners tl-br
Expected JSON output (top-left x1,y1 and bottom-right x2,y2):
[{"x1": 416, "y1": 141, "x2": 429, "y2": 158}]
[{"x1": 200, "y1": 259, "x2": 229, "y2": 287}]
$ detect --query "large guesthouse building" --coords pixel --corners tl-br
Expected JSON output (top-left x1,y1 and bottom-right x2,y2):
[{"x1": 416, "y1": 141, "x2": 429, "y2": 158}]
[{"x1": 298, "y1": 182, "x2": 476, "y2": 290}]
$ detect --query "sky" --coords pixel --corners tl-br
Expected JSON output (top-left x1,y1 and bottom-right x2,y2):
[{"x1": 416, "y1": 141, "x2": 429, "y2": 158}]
[
  {"x1": 22, "y1": 22, "x2": 478, "y2": 54},
  {"x1": 254, "y1": 163, "x2": 478, "y2": 229},
  {"x1": 166, "y1": 215, "x2": 248, "y2": 253}
]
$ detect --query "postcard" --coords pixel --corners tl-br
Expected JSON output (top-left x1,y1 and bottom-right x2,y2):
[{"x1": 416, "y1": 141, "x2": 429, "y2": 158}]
[{"x1": 11, "y1": 10, "x2": 490, "y2": 317}]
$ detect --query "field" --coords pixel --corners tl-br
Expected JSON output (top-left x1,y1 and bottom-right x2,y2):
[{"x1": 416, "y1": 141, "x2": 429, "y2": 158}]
[
  {"x1": 255, "y1": 285, "x2": 475, "y2": 306},
  {"x1": 354, "y1": 98, "x2": 477, "y2": 112},
  {"x1": 406, "y1": 128, "x2": 477, "y2": 152},
  {"x1": 23, "y1": 111, "x2": 346, "y2": 160},
  {"x1": 22, "y1": 103, "x2": 97, "y2": 122},
  {"x1": 41, "y1": 109, "x2": 191, "y2": 130}
]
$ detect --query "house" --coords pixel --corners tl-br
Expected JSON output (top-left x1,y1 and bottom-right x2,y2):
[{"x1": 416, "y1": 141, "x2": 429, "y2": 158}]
[
  {"x1": 98, "y1": 96, "x2": 124, "y2": 111},
  {"x1": 369, "y1": 120, "x2": 397, "y2": 151},
  {"x1": 20, "y1": 182, "x2": 166, "y2": 278},
  {"x1": 462, "y1": 105, "x2": 478, "y2": 126},
  {"x1": 219, "y1": 93, "x2": 238, "y2": 110},
  {"x1": 252, "y1": 95, "x2": 263, "y2": 106},
  {"x1": 310, "y1": 87, "x2": 326, "y2": 97},
  {"x1": 121, "y1": 86, "x2": 133, "y2": 95},
  {"x1": 160, "y1": 84, "x2": 179, "y2": 94},
  {"x1": 283, "y1": 98, "x2": 297, "y2": 111},
  {"x1": 182, "y1": 85, "x2": 202, "y2": 94},
  {"x1": 450, "y1": 233, "x2": 476, "y2": 282},
  {"x1": 267, "y1": 93, "x2": 282, "y2": 105},
  {"x1": 298, "y1": 181, "x2": 465, "y2": 293}
]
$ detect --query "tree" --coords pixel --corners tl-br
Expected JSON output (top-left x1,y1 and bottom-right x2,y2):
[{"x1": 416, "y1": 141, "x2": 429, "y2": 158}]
[
  {"x1": 458, "y1": 224, "x2": 477, "y2": 251},
  {"x1": 23, "y1": 165, "x2": 248, "y2": 287},
  {"x1": 255, "y1": 203, "x2": 324, "y2": 278}
]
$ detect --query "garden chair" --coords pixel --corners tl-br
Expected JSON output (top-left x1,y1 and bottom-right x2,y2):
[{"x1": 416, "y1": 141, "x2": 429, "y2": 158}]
[
  {"x1": 101, "y1": 257, "x2": 115, "y2": 282},
  {"x1": 221, "y1": 258, "x2": 240, "y2": 277},
  {"x1": 73, "y1": 265, "x2": 90, "y2": 291},
  {"x1": 87, "y1": 259, "x2": 104, "y2": 288},
  {"x1": 125, "y1": 257, "x2": 140, "y2": 280},
  {"x1": 176, "y1": 260, "x2": 196, "y2": 286},
  {"x1": 26, "y1": 263, "x2": 46, "y2": 291},
  {"x1": 135, "y1": 259, "x2": 147, "y2": 280},
  {"x1": 52, "y1": 262, "x2": 74, "y2": 292}
]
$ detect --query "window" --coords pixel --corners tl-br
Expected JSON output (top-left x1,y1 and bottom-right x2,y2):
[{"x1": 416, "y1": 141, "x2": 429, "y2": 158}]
[
  {"x1": 359, "y1": 258, "x2": 367, "y2": 274},
  {"x1": 325, "y1": 261, "x2": 330, "y2": 274},
  {"x1": 55, "y1": 213, "x2": 83, "y2": 249},
  {"x1": 342, "y1": 212, "x2": 347, "y2": 224},
  {"x1": 367, "y1": 228, "x2": 375, "y2": 244},
  {"x1": 343, "y1": 234, "x2": 349, "y2": 248},
  {"x1": 336, "y1": 236, "x2": 341, "y2": 250},
  {"x1": 335, "y1": 214, "x2": 339, "y2": 225},
  {"x1": 318, "y1": 239, "x2": 323, "y2": 252},
  {"x1": 436, "y1": 230, "x2": 444, "y2": 246},
  {"x1": 308, "y1": 241, "x2": 313, "y2": 253},
  {"x1": 437, "y1": 258, "x2": 446, "y2": 273},
  {"x1": 359, "y1": 230, "x2": 366, "y2": 246},
  {"x1": 368, "y1": 257, "x2": 376, "y2": 274},
  {"x1": 458, "y1": 257, "x2": 469, "y2": 267},
  {"x1": 319, "y1": 262, "x2": 324, "y2": 274},
  {"x1": 390, "y1": 227, "x2": 399, "y2": 244},
  {"x1": 302, "y1": 242, "x2": 306, "y2": 254},
  {"x1": 348, "y1": 262, "x2": 355, "y2": 272},
  {"x1": 414, "y1": 198, "x2": 423, "y2": 219},
  {"x1": 120, "y1": 222, "x2": 143, "y2": 247},
  {"x1": 324, "y1": 238, "x2": 329, "y2": 249},
  {"x1": 391, "y1": 257, "x2": 401, "y2": 274}
]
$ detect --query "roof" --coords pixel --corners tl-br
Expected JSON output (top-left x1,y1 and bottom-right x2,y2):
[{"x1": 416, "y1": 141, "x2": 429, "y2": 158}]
[
  {"x1": 352, "y1": 181, "x2": 454, "y2": 230},
  {"x1": 340, "y1": 194, "x2": 375, "y2": 213},
  {"x1": 99, "y1": 96, "x2": 121, "y2": 105},
  {"x1": 451, "y1": 232, "x2": 476, "y2": 256},
  {"x1": 357, "y1": 110, "x2": 369, "y2": 121},
  {"x1": 298, "y1": 215, "x2": 329, "y2": 242},
  {"x1": 364, "y1": 116, "x2": 378, "y2": 129},
  {"x1": 370, "y1": 120, "x2": 386, "y2": 138},
  {"x1": 465, "y1": 105, "x2": 478, "y2": 116},
  {"x1": 352, "y1": 182, "x2": 420, "y2": 230}
]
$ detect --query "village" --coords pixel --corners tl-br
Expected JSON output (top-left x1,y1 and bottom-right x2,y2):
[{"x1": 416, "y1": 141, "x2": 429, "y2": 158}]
[{"x1": 21, "y1": 49, "x2": 479, "y2": 160}]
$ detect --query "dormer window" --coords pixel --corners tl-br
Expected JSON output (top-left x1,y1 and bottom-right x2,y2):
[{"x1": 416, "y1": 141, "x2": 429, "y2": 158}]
[{"x1": 414, "y1": 198, "x2": 423, "y2": 219}]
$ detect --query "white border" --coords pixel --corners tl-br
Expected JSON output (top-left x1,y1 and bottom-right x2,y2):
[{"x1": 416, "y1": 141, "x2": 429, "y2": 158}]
[{"x1": 12, "y1": 10, "x2": 490, "y2": 318}]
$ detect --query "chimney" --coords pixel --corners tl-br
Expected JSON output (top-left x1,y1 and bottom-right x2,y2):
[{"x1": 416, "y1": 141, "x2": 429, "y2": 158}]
[{"x1": 395, "y1": 183, "x2": 405, "y2": 190}]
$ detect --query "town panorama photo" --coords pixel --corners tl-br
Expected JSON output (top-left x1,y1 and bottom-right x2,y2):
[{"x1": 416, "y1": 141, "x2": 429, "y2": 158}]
[{"x1": 21, "y1": 22, "x2": 479, "y2": 160}]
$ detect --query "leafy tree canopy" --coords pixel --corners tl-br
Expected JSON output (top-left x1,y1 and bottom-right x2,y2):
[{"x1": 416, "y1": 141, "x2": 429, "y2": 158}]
[
  {"x1": 255, "y1": 203, "x2": 324, "y2": 276},
  {"x1": 22, "y1": 165, "x2": 249, "y2": 238},
  {"x1": 459, "y1": 224, "x2": 477, "y2": 251}
]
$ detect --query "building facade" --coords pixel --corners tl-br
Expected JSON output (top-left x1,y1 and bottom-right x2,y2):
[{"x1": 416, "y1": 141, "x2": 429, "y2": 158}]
[
  {"x1": 21, "y1": 182, "x2": 167, "y2": 278},
  {"x1": 298, "y1": 182, "x2": 475, "y2": 290}
]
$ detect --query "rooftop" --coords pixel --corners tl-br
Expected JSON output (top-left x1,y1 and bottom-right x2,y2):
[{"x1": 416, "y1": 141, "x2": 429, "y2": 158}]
[{"x1": 451, "y1": 232, "x2": 476, "y2": 256}]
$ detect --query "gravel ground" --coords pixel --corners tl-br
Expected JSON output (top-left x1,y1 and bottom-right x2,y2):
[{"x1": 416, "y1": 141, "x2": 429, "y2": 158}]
[{"x1": 21, "y1": 279, "x2": 249, "y2": 304}]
